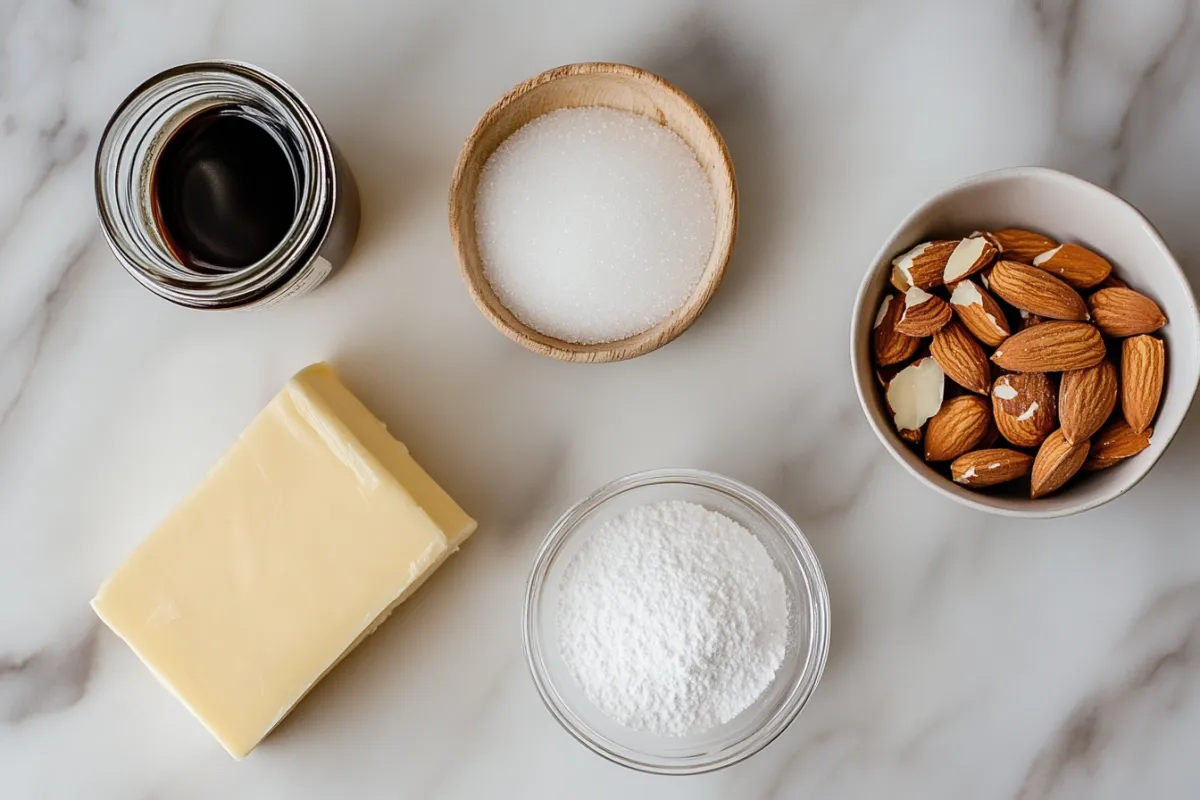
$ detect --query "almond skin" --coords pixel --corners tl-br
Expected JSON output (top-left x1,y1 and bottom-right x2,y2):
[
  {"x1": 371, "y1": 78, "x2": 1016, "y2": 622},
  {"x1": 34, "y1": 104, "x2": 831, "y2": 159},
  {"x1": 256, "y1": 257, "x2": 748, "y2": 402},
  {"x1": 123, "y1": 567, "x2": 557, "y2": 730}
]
[
  {"x1": 931, "y1": 320, "x2": 992, "y2": 395},
  {"x1": 1083, "y1": 420, "x2": 1152, "y2": 471},
  {"x1": 991, "y1": 229, "x2": 1057, "y2": 262},
  {"x1": 1059, "y1": 359, "x2": 1117, "y2": 445},
  {"x1": 891, "y1": 240, "x2": 957, "y2": 290},
  {"x1": 992, "y1": 372, "x2": 1057, "y2": 448},
  {"x1": 988, "y1": 260, "x2": 1089, "y2": 321},
  {"x1": 925, "y1": 395, "x2": 993, "y2": 462},
  {"x1": 872, "y1": 294, "x2": 920, "y2": 367},
  {"x1": 1031, "y1": 429, "x2": 1090, "y2": 499},
  {"x1": 949, "y1": 279, "x2": 1010, "y2": 347},
  {"x1": 951, "y1": 448, "x2": 1034, "y2": 488},
  {"x1": 1031, "y1": 242, "x2": 1113, "y2": 289},
  {"x1": 991, "y1": 322, "x2": 1106, "y2": 372},
  {"x1": 1088, "y1": 287, "x2": 1167, "y2": 337},
  {"x1": 895, "y1": 287, "x2": 953, "y2": 337},
  {"x1": 1122, "y1": 335, "x2": 1165, "y2": 434}
]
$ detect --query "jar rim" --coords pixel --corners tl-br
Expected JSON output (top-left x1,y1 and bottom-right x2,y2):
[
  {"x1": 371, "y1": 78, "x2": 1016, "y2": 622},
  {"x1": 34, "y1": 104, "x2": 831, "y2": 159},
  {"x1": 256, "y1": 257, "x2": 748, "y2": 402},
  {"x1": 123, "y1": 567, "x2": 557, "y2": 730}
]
[{"x1": 95, "y1": 60, "x2": 339, "y2": 308}]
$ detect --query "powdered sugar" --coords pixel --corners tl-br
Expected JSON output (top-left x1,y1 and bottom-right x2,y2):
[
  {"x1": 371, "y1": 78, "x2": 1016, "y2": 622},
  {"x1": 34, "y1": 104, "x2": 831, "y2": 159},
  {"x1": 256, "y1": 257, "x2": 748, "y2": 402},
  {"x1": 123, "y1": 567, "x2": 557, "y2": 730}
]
[{"x1": 556, "y1": 500, "x2": 789, "y2": 737}]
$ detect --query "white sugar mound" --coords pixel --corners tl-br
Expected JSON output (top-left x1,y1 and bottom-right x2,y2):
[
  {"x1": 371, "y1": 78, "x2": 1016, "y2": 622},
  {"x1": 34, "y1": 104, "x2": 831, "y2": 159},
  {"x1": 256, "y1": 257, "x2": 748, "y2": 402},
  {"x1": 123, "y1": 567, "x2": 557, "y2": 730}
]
[{"x1": 475, "y1": 107, "x2": 716, "y2": 344}]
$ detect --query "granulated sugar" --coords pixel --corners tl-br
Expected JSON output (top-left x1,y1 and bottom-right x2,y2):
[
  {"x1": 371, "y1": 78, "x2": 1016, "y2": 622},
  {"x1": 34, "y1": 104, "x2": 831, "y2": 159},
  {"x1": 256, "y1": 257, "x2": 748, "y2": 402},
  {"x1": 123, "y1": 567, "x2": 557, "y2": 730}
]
[
  {"x1": 557, "y1": 500, "x2": 789, "y2": 737},
  {"x1": 474, "y1": 107, "x2": 716, "y2": 344}
]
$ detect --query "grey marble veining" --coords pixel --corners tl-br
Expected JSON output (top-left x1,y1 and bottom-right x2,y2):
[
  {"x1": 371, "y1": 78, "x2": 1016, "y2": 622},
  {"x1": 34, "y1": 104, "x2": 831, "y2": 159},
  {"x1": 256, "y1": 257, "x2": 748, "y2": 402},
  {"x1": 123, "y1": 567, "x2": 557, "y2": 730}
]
[{"x1": 2, "y1": 1, "x2": 1200, "y2": 798}]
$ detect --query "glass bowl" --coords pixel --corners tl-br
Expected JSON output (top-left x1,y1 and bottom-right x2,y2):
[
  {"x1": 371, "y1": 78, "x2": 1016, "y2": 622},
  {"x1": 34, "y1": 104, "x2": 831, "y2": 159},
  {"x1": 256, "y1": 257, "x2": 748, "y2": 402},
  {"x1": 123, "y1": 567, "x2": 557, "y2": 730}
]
[{"x1": 522, "y1": 468, "x2": 831, "y2": 775}]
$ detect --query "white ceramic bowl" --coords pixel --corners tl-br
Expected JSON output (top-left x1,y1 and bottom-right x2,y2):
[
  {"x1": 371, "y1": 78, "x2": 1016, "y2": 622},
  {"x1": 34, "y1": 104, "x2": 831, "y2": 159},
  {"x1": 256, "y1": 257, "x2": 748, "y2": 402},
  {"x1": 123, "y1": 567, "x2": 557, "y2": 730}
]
[{"x1": 851, "y1": 167, "x2": 1200, "y2": 517}]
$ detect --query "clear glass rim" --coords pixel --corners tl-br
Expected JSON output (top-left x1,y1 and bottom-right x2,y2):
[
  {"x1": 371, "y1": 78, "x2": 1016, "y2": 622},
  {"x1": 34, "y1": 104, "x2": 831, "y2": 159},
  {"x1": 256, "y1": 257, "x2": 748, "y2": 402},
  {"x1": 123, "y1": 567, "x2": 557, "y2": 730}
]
[{"x1": 522, "y1": 468, "x2": 831, "y2": 775}]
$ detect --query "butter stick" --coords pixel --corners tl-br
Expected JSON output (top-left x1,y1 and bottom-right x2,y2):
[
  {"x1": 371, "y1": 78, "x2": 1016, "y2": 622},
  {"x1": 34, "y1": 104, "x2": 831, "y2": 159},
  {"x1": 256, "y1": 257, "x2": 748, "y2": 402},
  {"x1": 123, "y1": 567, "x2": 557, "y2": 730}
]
[{"x1": 92, "y1": 363, "x2": 476, "y2": 759}]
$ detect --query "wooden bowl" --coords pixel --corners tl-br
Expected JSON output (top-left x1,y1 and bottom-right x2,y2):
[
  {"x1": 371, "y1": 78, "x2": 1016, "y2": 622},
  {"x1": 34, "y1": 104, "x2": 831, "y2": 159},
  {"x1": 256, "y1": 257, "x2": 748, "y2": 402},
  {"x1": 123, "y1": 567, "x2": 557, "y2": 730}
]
[{"x1": 448, "y1": 62, "x2": 738, "y2": 363}]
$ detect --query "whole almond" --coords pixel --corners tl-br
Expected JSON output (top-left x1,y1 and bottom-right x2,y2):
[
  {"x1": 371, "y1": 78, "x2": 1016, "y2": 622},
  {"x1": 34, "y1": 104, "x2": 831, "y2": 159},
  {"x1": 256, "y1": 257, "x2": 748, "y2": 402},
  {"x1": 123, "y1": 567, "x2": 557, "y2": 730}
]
[
  {"x1": 891, "y1": 240, "x2": 957, "y2": 290},
  {"x1": 1097, "y1": 274, "x2": 1127, "y2": 290},
  {"x1": 1031, "y1": 429, "x2": 1090, "y2": 499},
  {"x1": 895, "y1": 286, "x2": 953, "y2": 337},
  {"x1": 1059, "y1": 359, "x2": 1117, "y2": 445},
  {"x1": 942, "y1": 236, "x2": 998, "y2": 283},
  {"x1": 988, "y1": 260, "x2": 1088, "y2": 320},
  {"x1": 1122, "y1": 335, "x2": 1164, "y2": 434},
  {"x1": 1083, "y1": 419, "x2": 1152, "y2": 471},
  {"x1": 991, "y1": 322, "x2": 1106, "y2": 372},
  {"x1": 931, "y1": 320, "x2": 992, "y2": 394},
  {"x1": 925, "y1": 395, "x2": 992, "y2": 461},
  {"x1": 949, "y1": 279, "x2": 1010, "y2": 347},
  {"x1": 991, "y1": 229, "x2": 1057, "y2": 262},
  {"x1": 1032, "y1": 243, "x2": 1113, "y2": 289},
  {"x1": 992, "y1": 372, "x2": 1057, "y2": 448},
  {"x1": 872, "y1": 294, "x2": 920, "y2": 367},
  {"x1": 951, "y1": 448, "x2": 1034, "y2": 488},
  {"x1": 1088, "y1": 287, "x2": 1167, "y2": 337}
]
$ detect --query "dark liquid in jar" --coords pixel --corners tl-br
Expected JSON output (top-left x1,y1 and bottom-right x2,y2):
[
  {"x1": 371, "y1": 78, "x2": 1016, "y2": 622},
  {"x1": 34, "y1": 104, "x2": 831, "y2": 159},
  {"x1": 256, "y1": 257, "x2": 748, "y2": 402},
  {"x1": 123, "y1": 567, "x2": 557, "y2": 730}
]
[{"x1": 153, "y1": 107, "x2": 298, "y2": 272}]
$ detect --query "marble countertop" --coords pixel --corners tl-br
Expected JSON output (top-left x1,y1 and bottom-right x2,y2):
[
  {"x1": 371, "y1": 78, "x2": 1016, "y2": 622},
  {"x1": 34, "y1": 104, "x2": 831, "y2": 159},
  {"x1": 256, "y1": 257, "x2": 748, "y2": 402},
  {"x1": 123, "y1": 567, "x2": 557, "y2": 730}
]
[{"x1": 4, "y1": 1, "x2": 1200, "y2": 797}]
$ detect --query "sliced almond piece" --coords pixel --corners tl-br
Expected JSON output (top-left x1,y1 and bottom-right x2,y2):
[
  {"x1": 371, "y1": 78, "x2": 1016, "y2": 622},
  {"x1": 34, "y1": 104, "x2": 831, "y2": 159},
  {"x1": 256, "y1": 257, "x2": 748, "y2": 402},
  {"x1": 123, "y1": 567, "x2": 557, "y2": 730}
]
[
  {"x1": 886, "y1": 357, "x2": 945, "y2": 434},
  {"x1": 990, "y1": 229, "x2": 1057, "y2": 262},
  {"x1": 930, "y1": 321, "x2": 992, "y2": 395},
  {"x1": 895, "y1": 286, "x2": 953, "y2": 337},
  {"x1": 890, "y1": 266, "x2": 911, "y2": 293},
  {"x1": 891, "y1": 240, "x2": 957, "y2": 290},
  {"x1": 1019, "y1": 310, "x2": 1045, "y2": 331},
  {"x1": 991, "y1": 322, "x2": 1105, "y2": 372},
  {"x1": 1121, "y1": 335, "x2": 1164, "y2": 434},
  {"x1": 1088, "y1": 287, "x2": 1167, "y2": 337},
  {"x1": 992, "y1": 372, "x2": 1057, "y2": 448},
  {"x1": 1059, "y1": 359, "x2": 1117, "y2": 445},
  {"x1": 943, "y1": 235, "x2": 998, "y2": 283},
  {"x1": 1083, "y1": 419, "x2": 1152, "y2": 471},
  {"x1": 925, "y1": 395, "x2": 992, "y2": 462},
  {"x1": 1031, "y1": 429, "x2": 1090, "y2": 499},
  {"x1": 988, "y1": 260, "x2": 1088, "y2": 321},
  {"x1": 949, "y1": 279, "x2": 1010, "y2": 347},
  {"x1": 898, "y1": 426, "x2": 924, "y2": 445},
  {"x1": 872, "y1": 294, "x2": 920, "y2": 367},
  {"x1": 951, "y1": 448, "x2": 1034, "y2": 488},
  {"x1": 979, "y1": 264, "x2": 994, "y2": 290},
  {"x1": 876, "y1": 363, "x2": 904, "y2": 388},
  {"x1": 1032, "y1": 243, "x2": 1113, "y2": 289}
]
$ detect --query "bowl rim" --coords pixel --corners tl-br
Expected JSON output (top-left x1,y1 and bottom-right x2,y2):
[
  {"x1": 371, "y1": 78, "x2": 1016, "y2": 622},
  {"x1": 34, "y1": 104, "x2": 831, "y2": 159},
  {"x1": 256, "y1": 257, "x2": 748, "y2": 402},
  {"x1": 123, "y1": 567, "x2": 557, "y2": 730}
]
[
  {"x1": 448, "y1": 61, "x2": 739, "y2": 363},
  {"x1": 850, "y1": 165, "x2": 1200, "y2": 518},
  {"x1": 521, "y1": 468, "x2": 831, "y2": 775}
]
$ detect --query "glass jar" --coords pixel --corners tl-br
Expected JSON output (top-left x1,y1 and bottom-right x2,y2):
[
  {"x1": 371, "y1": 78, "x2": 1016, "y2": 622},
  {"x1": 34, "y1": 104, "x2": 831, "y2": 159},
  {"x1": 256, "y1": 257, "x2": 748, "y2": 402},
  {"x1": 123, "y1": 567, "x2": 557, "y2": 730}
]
[{"x1": 95, "y1": 61, "x2": 360, "y2": 309}]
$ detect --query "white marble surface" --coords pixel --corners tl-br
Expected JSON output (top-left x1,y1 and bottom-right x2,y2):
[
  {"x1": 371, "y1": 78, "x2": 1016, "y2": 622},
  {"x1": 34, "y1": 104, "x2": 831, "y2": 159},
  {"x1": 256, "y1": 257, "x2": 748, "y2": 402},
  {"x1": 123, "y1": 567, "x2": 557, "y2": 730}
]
[{"x1": 3, "y1": 0, "x2": 1200, "y2": 797}]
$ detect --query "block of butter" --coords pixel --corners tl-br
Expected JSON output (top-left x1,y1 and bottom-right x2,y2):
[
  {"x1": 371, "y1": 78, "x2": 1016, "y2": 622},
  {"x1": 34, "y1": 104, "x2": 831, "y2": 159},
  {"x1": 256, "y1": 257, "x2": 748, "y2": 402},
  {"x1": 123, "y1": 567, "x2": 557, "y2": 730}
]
[{"x1": 91, "y1": 363, "x2": 476, "y2": 759}]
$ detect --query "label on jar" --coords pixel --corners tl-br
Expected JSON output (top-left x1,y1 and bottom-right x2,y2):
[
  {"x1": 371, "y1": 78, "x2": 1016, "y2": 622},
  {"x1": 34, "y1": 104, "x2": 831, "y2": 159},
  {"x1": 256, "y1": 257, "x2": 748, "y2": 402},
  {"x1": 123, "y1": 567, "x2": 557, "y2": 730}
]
[{"x1": 255, "y1": 257, "x2": 334, "y2": 309}]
